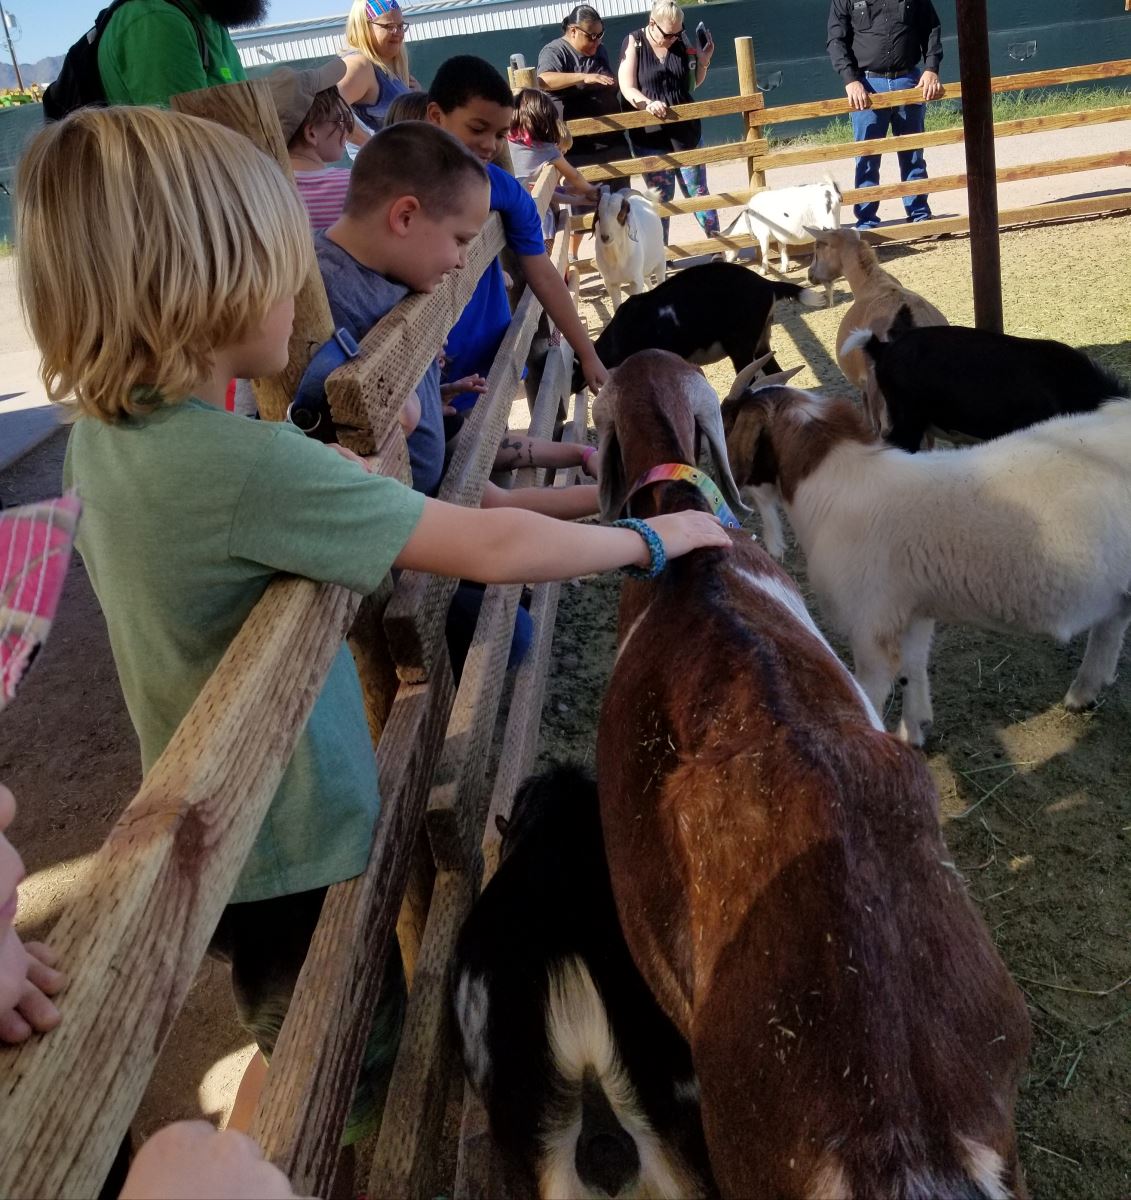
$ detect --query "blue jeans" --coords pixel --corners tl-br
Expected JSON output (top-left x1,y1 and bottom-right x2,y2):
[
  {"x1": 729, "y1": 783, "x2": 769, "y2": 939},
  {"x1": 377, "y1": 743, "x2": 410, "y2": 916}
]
[{"x1": 850, "y1": 71, "x2": 931, "y2": 227}]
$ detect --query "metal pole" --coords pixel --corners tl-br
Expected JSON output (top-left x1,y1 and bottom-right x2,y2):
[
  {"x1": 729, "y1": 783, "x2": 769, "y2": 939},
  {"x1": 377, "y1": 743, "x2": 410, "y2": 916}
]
[
  {"x1": 0, "y1": 0, "x2": 24, "y2": 92},
  {"x1": 956, "y1": 0, "x2": 1002, "y2": 332}
]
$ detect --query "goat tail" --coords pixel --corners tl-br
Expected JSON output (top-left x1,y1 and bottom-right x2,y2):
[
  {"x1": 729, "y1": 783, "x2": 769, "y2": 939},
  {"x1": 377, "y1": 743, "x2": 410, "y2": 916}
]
[
  {"x1": 840, "y1": 325, "x2": 885, "y2": 364},
  {"x1": 769, "y1": 279, "x2": 807, "y2": 302}
]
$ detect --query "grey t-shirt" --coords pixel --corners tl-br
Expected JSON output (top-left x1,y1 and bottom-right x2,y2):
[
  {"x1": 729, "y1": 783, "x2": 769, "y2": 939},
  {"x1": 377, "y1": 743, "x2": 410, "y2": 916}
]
[{"x1": 315, "y1": 232, "x2": 445, "y2": 496}]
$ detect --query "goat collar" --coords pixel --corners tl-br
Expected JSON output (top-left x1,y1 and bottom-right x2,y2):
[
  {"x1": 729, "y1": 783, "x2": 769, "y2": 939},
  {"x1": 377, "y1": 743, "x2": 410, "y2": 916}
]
[{"x1": 625, "y1": 463, "x2": 743, "y2": 529}]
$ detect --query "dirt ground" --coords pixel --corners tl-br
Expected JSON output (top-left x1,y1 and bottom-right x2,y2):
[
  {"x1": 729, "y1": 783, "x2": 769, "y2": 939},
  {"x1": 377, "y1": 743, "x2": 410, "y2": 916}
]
[
  {"x1": 2, "y1": 213, "x2": 1129, "y2": 1197},
  {"x1": 540, "y1": 215, "x2": 1131, "y2": 1198}
]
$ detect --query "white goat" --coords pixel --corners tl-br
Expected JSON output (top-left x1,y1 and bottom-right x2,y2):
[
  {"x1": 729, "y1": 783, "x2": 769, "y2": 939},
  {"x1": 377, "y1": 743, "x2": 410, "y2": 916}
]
[
  {"x1": 721, "y1": 383, "x2": 1131, "y2": 745},
  {"x1": 720, "y1": 178, "x2": 842, "y2": 282},
  {"x1": 593, "y1": 188, "x2": 666, "y2": 312}
]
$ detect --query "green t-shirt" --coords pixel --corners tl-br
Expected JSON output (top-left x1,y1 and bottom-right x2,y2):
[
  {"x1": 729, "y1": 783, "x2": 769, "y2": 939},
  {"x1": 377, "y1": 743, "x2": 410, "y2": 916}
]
[
  {"x1": 63, "y1": 399, "x2": 425, "y2": 903},
  {"x1": 98, "y1": 0, "x2": 246, "y2": 107}
]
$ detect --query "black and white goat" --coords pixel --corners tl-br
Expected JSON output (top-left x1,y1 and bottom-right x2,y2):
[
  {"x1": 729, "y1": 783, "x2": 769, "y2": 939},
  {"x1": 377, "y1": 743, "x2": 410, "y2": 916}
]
[
  {"x1": 572, "y1": 261, "x2": 820, "y2": 394},
  {"x1": 452, "y1": 766, "x2": 711, "y2": 1200},
  {"x1": 844, "y1": 309, "x2": 1129, "y2": 451}
]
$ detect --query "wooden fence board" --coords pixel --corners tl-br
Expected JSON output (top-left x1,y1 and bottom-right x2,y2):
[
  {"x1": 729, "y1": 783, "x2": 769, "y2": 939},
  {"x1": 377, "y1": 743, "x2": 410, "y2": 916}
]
[
  {"x1": 249, "y1": 667, "x2": 455, "y2": 1195},
  {"x1": 0, "y1": 577, "x2": 359, "y2": 1199},
  {"x1": 382, "y1": 284, "x2": 547, "y2": 680},
  {"x1": 368, "y1": 868, "x2": 474, "y2": 1200},
  {"x1": 839, "y1": 147, "x2": 1131, "y2": 207},
  {"x1": 566, "y1": 91, "x2": 762, "y2": 136}
]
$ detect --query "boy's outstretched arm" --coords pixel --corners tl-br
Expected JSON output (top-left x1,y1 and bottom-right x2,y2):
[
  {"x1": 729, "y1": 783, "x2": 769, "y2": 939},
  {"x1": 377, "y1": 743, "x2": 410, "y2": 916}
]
[
  {"x1": 481, "y1": 481, "x2": 600, "y2": 521},
  {"x1": 394, "y1": 500, "x2": 728, "y2": 583},
  {"x1": 519, "y1": 253, "x2": 608, "y2": 394}
]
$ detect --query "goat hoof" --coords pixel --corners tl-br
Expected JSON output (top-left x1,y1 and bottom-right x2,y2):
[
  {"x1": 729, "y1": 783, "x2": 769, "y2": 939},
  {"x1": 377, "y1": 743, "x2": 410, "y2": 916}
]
[{"x1": 1064, "y1": 689, "x2": 1098, "y2": 713}]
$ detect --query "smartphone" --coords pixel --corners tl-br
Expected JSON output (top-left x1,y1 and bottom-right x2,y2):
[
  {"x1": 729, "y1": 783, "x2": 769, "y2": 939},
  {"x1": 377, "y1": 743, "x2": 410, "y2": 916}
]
[{"x1": 696, "y1": 22, "x2": 710, "y2": 49}]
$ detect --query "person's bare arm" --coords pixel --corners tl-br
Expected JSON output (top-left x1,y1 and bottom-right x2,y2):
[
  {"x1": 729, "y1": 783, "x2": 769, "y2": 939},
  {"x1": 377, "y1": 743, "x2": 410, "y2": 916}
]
[
  {"x1": 481, "y1": 480, "x2": 600, "y2": 520},
  {"x1": 394, "y1": 500, "x2": 728, "y2": 582},
  {"x1": 494, "y1": 432, "x2": 592, "y2": 472},
  {"x1": 338, "y1": 54, "x2": 377, "y2": 105},
  {"x1": 552, "y1": 152, "x2": 599, "y2": 199},
  {"x1": 519, "y1": 253, "x2": 607, "y2": 393},
  {"x1": 538, "y1": 70, "x2": 617, "y2": 91},
  {"x1": 694, "y1": 34, "x2": 713, "y2": 87}
]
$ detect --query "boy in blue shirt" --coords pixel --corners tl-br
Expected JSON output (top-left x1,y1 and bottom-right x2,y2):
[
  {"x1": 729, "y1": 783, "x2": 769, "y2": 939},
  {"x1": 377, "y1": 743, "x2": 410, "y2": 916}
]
[{"x1": 425, "y1": 55, "x2": 608, "y2": 408}]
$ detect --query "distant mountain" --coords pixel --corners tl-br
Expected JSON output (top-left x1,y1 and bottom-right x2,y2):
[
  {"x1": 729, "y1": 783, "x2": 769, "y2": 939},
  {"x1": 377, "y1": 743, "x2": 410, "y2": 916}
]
[{"x1": 0, "y1": 56, "x2": 64, "y2": 89}]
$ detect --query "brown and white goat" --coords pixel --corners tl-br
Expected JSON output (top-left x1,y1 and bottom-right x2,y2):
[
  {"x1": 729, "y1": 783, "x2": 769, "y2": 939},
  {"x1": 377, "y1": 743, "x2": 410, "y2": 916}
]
[
  {"x1": 595, "y1": 349, "x2": 1030, "y2": 1200},
  {"x1": 806, "y1": 227, "x2": 947, "y2": 430}
]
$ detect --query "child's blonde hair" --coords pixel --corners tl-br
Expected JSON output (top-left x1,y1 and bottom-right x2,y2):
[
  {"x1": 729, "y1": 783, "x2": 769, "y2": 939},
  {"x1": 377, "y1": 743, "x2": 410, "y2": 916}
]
[
  {"x1": 17, "y1": 106, "x2": 312, "y2": 422},
  {"x1": 345, "y1": 0, "x2": 412, "y2": 86}
]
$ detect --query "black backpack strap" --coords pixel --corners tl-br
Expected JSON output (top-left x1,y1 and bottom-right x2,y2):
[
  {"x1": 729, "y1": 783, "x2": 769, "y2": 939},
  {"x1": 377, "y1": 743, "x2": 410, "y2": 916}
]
[{"x1": 162, "y1": 0, "x2": 210, "y2": 71}]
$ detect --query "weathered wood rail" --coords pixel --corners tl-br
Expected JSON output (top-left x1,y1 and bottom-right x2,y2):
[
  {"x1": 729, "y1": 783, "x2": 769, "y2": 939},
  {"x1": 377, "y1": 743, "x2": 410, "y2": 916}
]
[
  {"x1": 564, "y1": 41, "x2": 1131, "y2": 265},
  {"x1": 0, "y1": 78, "x2": 579, "y2": 1200}
]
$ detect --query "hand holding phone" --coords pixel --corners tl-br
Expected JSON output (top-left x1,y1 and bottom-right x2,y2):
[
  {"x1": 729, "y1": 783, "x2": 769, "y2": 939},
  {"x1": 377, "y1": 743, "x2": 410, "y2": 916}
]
[{"x1": 696, "y1": 22, "x2": 710, "y2": 50}]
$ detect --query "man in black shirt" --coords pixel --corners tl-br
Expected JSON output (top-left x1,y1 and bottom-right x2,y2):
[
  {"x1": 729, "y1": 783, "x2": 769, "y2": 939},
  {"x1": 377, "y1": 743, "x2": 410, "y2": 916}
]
[{"x1": 827, "y1": 0, "x2": 943, "y2": 228}]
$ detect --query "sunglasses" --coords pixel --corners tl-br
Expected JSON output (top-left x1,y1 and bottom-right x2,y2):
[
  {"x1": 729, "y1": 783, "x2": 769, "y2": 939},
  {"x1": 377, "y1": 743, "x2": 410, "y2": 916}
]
[
  {"x1": 650, "y1": 20, "x2": 683, "y2": 40},
  {"x1": 569, "y1": 24, "x2": 603, "y2": 42}
]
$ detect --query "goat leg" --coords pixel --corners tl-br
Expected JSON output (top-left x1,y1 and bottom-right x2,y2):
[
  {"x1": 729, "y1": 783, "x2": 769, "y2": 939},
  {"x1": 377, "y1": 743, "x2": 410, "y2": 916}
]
[{"x1": 1064, "y1": 591, "x2": 1131, "y2": 710}]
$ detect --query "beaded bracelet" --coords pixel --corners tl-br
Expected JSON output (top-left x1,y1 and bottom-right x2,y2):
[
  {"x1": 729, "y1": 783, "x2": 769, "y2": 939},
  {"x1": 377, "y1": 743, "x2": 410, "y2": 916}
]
[
  {"x1": 613, "y1": 517, "x2": 667, "y2": 580},
  {"x1": 580, "y1": 445, "x2": 598, "y2": 472}
]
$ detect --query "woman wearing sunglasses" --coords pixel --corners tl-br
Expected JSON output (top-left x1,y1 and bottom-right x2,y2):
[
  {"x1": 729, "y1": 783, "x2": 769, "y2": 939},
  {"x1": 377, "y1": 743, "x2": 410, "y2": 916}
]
[
  {"x1": 537, "y1": 5, "x2": 629, "y2": 258},
  {"x1": 339, "y1": 0, "x2": 421, "y2": 144},
  {"x1": 618, "y1": 0, "x2": 718, "y2": 244}
]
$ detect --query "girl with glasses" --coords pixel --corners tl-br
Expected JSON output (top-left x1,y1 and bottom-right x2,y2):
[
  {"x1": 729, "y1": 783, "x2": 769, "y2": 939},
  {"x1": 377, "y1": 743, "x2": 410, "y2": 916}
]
[
  {"x1": 339, "y1": 0, "x2": 421, "y2": 148},
  {"x1": 618, "y1": 0, "x2": 718, "y2": 245}
]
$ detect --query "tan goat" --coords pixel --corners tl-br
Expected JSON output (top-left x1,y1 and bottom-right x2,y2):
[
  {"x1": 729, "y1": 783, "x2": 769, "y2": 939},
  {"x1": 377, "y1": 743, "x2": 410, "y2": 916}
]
[{"x1": 806, "y1": 227, "x2": 948, "y2": 430}]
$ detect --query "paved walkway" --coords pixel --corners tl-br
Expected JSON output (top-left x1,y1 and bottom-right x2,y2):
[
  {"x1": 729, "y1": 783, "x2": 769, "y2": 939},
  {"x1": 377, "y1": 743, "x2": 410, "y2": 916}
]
[
  {"x1": 0, "y1": 258, "x2": 58, "y2": 473},
  {"x1": 664, "y1": 117, "x2": 1131, "y2": 243}
]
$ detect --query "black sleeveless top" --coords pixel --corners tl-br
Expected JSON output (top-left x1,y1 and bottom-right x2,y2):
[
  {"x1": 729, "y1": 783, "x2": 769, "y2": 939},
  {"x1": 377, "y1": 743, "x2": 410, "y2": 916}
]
[{"x1": 620, "y1": 28, "x2": 702, "y2": 153}]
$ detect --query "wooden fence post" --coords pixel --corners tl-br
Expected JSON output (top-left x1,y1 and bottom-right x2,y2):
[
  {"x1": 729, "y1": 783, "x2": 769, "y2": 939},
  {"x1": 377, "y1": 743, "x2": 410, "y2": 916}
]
[
  {"x1": 956, "y1": 0, "x2": 1004, "y2": 332},
  {"x1": 514, "y1": 65, "x2": 537, "y2": 90},
  {"x1": 172, "y1": 80, "x2": 335, "y2": 421},
  {"x1": 735, "y1": 36, "x2": 769, "y2": 190}
]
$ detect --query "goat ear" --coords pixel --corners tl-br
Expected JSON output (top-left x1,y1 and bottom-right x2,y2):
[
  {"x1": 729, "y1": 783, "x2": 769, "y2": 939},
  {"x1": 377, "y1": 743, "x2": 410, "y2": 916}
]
[
  {"x1": 727, "y1": 353, "x2": 774, "y2": 401},
  {"x1": 495, "y1": 813, "x2": 510, "y2": 838},
  {"x1": 596, "y1": 425, "x2": 629, "y2": 524},
  {"x1": 689, "y1": 374, "x2": 752, "y2": 518},
  {"x1": 617, "y1": 196, "x2": 631, "y2": 226},
  {"x1": 803, "y1": 224, "x2": 826, "y2": 240},
  {"x1": 721, "y1": 394, "x2": 775, "y2": 490}
]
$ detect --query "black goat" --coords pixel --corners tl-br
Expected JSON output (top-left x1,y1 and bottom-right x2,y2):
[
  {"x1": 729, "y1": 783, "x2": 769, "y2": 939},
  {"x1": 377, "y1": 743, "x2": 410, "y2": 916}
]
[
  {"x1": 845, "y1": 309, "x2": 1128, "y2": 452},
  {"x1": 452, "y1": 765, "x2": 712, "y2": 1199},
  {"x1": 572, "y1": 262, "x2": 807, "y2": 393}
]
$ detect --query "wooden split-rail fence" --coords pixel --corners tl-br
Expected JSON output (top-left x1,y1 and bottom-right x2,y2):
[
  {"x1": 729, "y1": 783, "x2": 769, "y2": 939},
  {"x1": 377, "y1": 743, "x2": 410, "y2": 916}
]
[
  {"x1": 0, "y1": 79, "x2": 579, "y2": 1199},
  {"x1": 555, "y1": 37, "x2": 1131, "y2": 268}
]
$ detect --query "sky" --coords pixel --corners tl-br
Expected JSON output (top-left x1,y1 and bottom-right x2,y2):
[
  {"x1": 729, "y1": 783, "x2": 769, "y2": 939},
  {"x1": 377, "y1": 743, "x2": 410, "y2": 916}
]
[{"x1": 3, "y1": 0, "x2": 339, "y2": 63}]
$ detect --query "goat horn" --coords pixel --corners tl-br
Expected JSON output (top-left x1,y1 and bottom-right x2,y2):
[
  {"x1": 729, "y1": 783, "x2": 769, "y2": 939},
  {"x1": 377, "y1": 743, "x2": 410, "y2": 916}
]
[
  {"x1": 748, "y1": 364, "x2": 806, "y2": 391},
  {"x1": 725, "y1": 354, "x2": 775, "y2": 401}
]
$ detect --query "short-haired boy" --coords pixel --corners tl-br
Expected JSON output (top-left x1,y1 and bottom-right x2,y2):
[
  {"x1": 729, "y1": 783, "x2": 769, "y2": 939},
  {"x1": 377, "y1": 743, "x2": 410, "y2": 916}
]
[
  {"x1": 425, "y1": 55, "x2": 607, "y2": 408},
  {"x1": 18, "y1": 106, "x2": 726, "y2": 1177},
  {"x1": 267, "y1": 59, "x2": 356, "y2": 231}
]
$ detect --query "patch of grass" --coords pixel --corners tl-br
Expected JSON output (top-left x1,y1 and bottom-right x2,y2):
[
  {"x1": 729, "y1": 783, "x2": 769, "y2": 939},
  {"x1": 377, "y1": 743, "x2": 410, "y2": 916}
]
[{"x1": 767, "y1": 84, "x2": 1131, "y2": 148}]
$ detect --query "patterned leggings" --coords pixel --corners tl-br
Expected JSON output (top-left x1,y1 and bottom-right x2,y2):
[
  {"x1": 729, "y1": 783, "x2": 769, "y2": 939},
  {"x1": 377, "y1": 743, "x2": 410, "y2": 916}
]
[{"x1": 642, "y1": 164, "x2": 719, "y2": 243}]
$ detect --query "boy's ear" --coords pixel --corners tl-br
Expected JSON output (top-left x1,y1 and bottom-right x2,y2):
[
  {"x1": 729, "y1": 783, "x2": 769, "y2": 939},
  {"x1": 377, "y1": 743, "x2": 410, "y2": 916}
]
[
  {"x1": 387, "y1": 194, "x2": 423, "y2": 236},
  {"x1": 425, "y1": 100, "x2": 446, "y2": 127}
]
